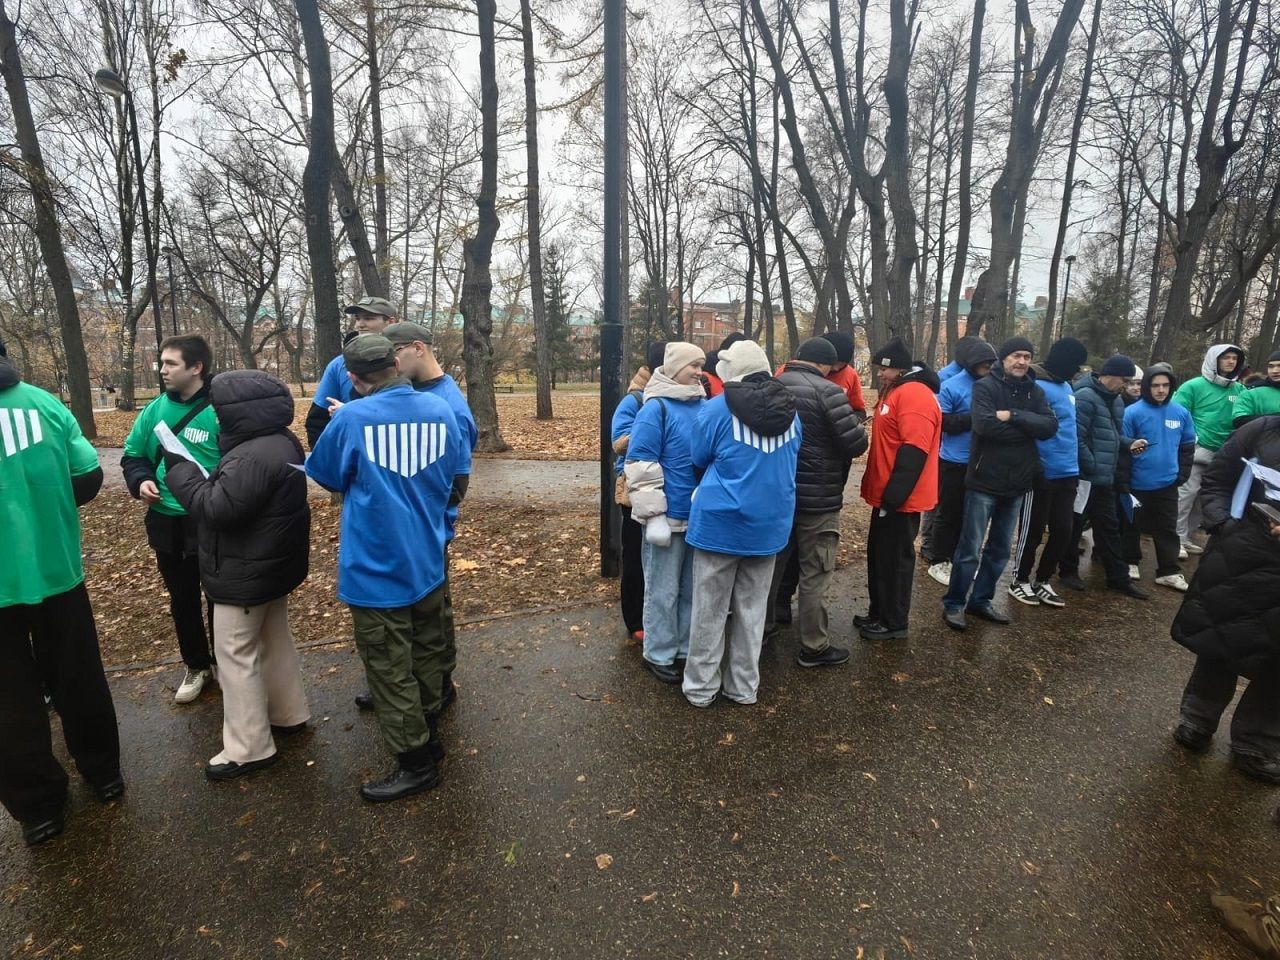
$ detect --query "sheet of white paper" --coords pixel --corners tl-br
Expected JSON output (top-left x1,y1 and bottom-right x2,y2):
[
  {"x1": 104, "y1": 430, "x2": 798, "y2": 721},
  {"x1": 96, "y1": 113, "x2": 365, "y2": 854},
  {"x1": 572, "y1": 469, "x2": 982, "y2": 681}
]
[
  {"x1": 289, "y1": 462, "x2": 307, "y2": 472},
  {"x1": 154, "y1": 422, "x2": 209, "y2": 478},
  {"x1": 1073, "y1": 479, "x2": 1092, "y2": 515},
  {"x1": 1247, "y1": 459, "x2": 1280, "y2": 493}
]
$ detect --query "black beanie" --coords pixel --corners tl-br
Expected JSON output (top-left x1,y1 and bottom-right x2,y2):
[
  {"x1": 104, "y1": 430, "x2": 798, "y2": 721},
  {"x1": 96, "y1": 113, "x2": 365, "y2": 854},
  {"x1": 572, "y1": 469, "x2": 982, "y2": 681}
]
[
  {"x1": 821, "y1": 330, "x2": 854, "y2": 364},
  {"x1": 1099, "y1": 354, "x2": 1137, "y2": 378},
  {"x1": 646, "y1": 341, "x2": 667, "y2": 372},
  {"x1": 1269, "y1": 349, "x2": 1280, "y2": 363},
  {"x1": 796, "y1": 337, "x2": 839, "y2": 365},
  {"x1": 704, "y1": 350, "x2": 720, "y2": 377},
  {"x1": 998, "y1": 336, "x2": 1035, "y2": 360},
  {"x1": 1044, "y1": 337, "x2": 1088, "y2": 381},
  {"x1": 871, "y1": 336, "x2": 912, "y2": 371},
  {"x1": 719, "y1": 331, "x2": 747, "y2": 352}
]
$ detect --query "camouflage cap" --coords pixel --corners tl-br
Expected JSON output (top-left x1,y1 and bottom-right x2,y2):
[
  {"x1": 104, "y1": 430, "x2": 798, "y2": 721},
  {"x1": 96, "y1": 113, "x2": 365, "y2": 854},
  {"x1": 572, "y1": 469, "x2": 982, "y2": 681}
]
[
  {"x1": 382, "y1": 321, "x2": 434, "y2": 346},
  {"x1": 343, "y1": 296, "x2": 397, "y2": 318},
  {"x1": 342, "y1": 333, "x2": 397, "y2": 376}
]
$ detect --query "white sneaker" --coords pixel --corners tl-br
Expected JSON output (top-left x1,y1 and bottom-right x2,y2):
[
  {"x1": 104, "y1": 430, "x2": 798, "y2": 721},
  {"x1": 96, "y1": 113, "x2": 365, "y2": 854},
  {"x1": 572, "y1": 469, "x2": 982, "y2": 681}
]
[
  {"x1": 1154, "y1": 573, "x2": 1190, "y2": 592},
  {"x1": 1007, "y1": 582, "x2": 1041, "y2": 606},
  {"x1": 1183, "y1": 541, "x2": 1204, "y2": 556},
  {"x1": 1033, "y1": 582, "x2": 1067, "y2": 607},
  {"x1": 1128, "y1": 564, "x2": 1141, "y2": 581},
  {"x1": 1178, "y1": 546, "x2": 1188, "y2": 560},
  {"x1": 927, "y1": 561, "x2": 952, "y2": 586},
  {"x1": 175, "y1": 668, "x2": 212, "y2": 704}
]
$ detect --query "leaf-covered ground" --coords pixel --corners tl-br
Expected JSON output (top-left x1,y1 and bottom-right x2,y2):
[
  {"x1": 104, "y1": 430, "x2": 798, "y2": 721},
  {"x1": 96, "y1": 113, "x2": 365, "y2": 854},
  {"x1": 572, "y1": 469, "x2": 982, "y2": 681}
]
[
  {"x1": 89, "y1": 393, "x2": 601, "y2": 461},
  {"x1": 83, "y1": 489, "x2": 617, "y2": 668}
]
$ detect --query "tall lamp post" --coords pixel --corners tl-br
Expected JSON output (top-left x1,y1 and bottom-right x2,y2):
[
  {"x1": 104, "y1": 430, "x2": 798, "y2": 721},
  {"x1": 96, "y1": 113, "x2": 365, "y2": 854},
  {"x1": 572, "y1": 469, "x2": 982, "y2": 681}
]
[
  {"x1": 160, "y1": 244, "x2": 179, "y2": 334},
  {"x1": 1058, "y1": 254, "x2": 1077, "y2": 342},
  {"x1": 95, "y1": 67, "x2": 163, "y2": 382},
  {"x1": 597, "y1": 0, "x2": 625, "y2": 578}
]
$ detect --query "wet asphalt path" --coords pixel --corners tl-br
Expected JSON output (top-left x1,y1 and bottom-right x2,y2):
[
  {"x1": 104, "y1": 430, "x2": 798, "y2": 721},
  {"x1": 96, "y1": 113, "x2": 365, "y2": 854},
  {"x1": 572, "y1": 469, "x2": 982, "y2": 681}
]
[
  {"x1": 2, "y1": 565, "x2": 1276, "y2": 959},
  {"x1": 96, "y1": 449, "x2": 599, "y2": 506}
]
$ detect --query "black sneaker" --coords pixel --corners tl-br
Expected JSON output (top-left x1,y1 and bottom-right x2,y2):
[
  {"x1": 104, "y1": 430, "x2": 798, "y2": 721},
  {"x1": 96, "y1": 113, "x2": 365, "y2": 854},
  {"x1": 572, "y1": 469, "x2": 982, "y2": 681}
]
[
  {"x1": 1172, "y1": 723, "x2": 1212, "y2": 753},
  {"x1": 1231, "y1": 752, "x2": 1280, "y2": 785},
  {"x1": 205, "y1": 754, "x2": 278, "y2": 782},
  {"x1": 859, "y1": 620, "x2": 908, "y2": 641},
  {"x1": 270, "y1": 722, "x2": 309, "y2": 738},
  {"x1": 440, "y1": 675, "x2": 458, "y2": 712},
  {"x1": 853, "y1": 614, "x2": 875, "y2": 630},
  {"x1": 796, "y1": 644, "x2": 850, "y2": 668},
  {"x1": 360, "y1": 760, "x2": 441, "y2": 802},
  {"x1": 1007, "y1": 582, "x2": 1041, "y2": 606},
  {"x1": 91, "y1": 775, "x2": 125, "y2": 803},
  {"x1": 645, "y1": 659, "x2": 683, "y2": 684},
  {"x1": 354, "y1": 691, "x2": 375, "y2": 711},
  {"x1": 1059, "y1": 574, "x2": 1087, "y2": 592},
  {"x1": 21, "y1": 811, "x2": 65, "y2": 846},
  {"x1": 1108, "y1": 582, "x2": 1150, "y2": 600}
]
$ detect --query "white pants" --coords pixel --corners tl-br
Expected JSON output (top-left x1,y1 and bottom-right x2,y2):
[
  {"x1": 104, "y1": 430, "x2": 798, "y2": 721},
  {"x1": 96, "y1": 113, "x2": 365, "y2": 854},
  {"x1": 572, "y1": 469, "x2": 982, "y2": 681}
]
[
  {"x1": 211, "y1": 598, "x2": 310, "y2": 764},
  {"x1": 1176, "y1": 445, "x2": 1215, "y2": 543}
]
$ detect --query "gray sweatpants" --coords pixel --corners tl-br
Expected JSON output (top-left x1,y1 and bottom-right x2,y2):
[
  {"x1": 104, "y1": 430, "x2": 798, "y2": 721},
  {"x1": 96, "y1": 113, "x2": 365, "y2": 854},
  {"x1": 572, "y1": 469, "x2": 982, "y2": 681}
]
[{"x1": 683, "y1": 549, "x2": 776, "y2": 707}]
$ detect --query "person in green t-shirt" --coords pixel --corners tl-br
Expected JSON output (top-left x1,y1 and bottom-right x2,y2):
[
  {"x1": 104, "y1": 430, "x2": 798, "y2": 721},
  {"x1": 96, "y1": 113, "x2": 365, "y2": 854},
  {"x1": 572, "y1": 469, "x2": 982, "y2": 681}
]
[
  {"x1": 1172, "y1": 343, "x2": 1245, "y2": 555},
  {"x1": 1233, "y1": 350, "x2": 1280, "y2": 429},
  {"x1": 0, "y1": 339, "x2": 122, "y2": 847},
  {"x1": 121, "y1": 334, "x2": 222, "y2": 704}
]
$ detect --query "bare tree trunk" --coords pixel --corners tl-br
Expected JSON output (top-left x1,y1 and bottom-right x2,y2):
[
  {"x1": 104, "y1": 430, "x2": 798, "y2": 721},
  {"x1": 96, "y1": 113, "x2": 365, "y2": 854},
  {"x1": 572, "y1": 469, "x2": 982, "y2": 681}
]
[
  {"x1": 365, "y1": 0, "x2": 390, "y2": 290},
  {"x1": 295, "y1": 0, "x2": 342, "y2": 363},
  {"x1": 332, "y1": 164, "x2": 386, "y2": 299},
  {"x1": 1041, "y1": 0, "x2": 1102, "y2": 355},
  {"x1": 769, "y1": 83, "x2": 798, "y2": 355},
  {"x1": 945, "y1": 0, "x2": 984, "y2": 347},
  {"x1": 883, "y1": 0, "x2": 919, "y2": 347},
  {"x1": 0, "y1": 0, "x2": 94, "y2": 436},
  {"x1": 521, "y1": 0, "x2": 552, "y2": 420},
  {"x1": 1252, "y1": 264, "x2": 1280, "y2": 360},
  {"x1": 461, "y1": 0, "x2": 508, "y2": 452},
  {"x1": 966, "y1": 0, "x2": 1085, "y2": 337}
]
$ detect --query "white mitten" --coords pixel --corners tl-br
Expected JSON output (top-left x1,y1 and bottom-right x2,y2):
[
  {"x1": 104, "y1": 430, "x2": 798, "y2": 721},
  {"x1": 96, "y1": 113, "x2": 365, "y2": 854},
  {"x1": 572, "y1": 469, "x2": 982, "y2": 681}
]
[{"x1": 645, "y1": 513, "x2": 672, "y2": 547}]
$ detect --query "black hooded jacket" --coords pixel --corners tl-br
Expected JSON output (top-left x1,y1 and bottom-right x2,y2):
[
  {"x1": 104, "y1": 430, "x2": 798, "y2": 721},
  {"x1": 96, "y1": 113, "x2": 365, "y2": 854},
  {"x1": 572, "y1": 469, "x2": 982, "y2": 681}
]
[
  {"x1": 1172, "y1": 416, "x2": 1280, "y2": 677},
  {"x1": 966, "y1": 364, "x2": 1057, "y2": 497},
  {"x1": 774, "y1": 361, "x2": 868, "y2": 512},
  {"x1": 722, "y1": 373, "x2": 797, "y2": 436},
  {"x1": 164, "y1": 371, "x2": 311, "y2": 606}
]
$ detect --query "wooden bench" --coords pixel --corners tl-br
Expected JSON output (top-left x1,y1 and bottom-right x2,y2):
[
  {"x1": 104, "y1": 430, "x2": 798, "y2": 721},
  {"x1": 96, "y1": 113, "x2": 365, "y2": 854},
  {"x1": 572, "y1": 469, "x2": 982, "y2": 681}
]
[{"x1": 495, "y1": 384, "x2": 515, "y2": 394}]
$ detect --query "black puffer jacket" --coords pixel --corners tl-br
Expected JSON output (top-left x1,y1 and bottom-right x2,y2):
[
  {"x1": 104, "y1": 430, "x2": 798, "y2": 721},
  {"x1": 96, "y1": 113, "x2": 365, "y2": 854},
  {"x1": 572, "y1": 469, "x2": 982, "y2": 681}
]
[
  {"x1": 966, "y1": 365, "x2": 1057, "y2": 497},
  {"x1": 1172, "y1": 416, "x2": 1280, "y2": 678},
  {"x1": 165, "y1": 371, "x2": 310, "y2": 606},
  {"x1": 774, "y1": 361, "x2": 868, "y2": 512}
]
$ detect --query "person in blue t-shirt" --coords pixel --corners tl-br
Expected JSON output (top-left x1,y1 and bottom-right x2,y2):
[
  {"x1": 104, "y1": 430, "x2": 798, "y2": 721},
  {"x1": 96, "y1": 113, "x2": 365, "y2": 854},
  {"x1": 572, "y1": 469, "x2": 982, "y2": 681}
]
[
  {"x1": 610, "y1": 341, "x2": 667, "y2": 643},
  {"x1": 306, "y1": 335, "x2": 461, "y2": 804},
  {"x1": 684, "y1": 340, "x2": 800, "y2": 707},
  {"x1": 1122, "y1": 365, "x2": 1197, "y2": 592},
  {"x1": 625, "y1": 341, "x2": 706, "y2": 684},
  {"x1": 305, "y1": 296, "x2": 397, "y2": 448},
  {"x1": 926, "y1": 337, "x2": 997, "y2": 584}
]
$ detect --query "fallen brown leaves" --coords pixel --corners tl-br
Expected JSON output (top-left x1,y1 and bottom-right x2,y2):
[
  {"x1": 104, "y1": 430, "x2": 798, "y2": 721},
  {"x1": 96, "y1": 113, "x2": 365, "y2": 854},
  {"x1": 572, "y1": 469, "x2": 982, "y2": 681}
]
[{"x1": 83, "y1": 489, "x2": 615, "y2": 668}]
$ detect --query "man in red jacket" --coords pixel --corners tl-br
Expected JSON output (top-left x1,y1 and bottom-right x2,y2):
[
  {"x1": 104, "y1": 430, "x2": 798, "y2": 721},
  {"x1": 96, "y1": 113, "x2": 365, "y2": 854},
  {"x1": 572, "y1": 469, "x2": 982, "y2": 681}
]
[{"x1": 858, "y1": 336, "x2": 943, "y2": 641}]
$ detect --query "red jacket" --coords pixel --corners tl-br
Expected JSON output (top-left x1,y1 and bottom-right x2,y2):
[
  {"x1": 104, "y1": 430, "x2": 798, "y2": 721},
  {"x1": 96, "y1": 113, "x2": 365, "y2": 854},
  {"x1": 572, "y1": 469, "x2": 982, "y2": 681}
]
[
  {"x1": 861, "y1": 369, "x2": 942, "y2": 513},
  {"x1": 703, "y1": 372, "x2": 724, "y2": 397},
  {"x1": 826, "y1": 364, "x2": 866, "y2": 416}
]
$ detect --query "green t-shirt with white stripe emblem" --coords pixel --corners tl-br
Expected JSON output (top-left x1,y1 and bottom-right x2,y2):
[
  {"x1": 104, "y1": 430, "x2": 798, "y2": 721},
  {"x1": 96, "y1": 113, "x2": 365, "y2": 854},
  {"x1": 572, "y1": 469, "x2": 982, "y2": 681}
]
[
  {"x1": 122, "y1": 389, "x2": 222, "y2": 516},
  {"x1": 0, "y1": 381, "x2": 101, "y2": 606}
]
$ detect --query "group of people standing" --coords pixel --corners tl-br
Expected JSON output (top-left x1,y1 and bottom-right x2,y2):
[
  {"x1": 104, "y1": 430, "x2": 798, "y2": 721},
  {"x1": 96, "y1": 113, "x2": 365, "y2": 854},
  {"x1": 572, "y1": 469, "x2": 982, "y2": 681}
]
[
  {"x1": 1, "y1": 296, "x2": 479, "y2": 847},
  {"x1": 612, "y1": 332, "x2": 1280, "y2": 788}
]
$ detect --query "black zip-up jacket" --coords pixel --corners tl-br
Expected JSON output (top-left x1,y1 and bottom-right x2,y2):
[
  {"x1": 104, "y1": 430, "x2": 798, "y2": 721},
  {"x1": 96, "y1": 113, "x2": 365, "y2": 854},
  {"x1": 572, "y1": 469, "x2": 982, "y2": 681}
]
[
  {"x1": 774, "y1": 361, "x2": 868, "y2": 512},
  {"x1": 164, "y1": 371, "x2": 311, "y2": 607},
  {"x1": 966, "y1": 364, "x2": 1057, "y2": 497}
]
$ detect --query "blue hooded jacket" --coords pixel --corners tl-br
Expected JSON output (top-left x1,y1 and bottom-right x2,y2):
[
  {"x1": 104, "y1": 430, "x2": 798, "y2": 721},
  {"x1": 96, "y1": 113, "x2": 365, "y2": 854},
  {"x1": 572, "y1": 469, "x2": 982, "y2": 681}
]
[
  {"x1": 1123, "y1": 368, "x2": 1196, "y2": 491},
  {"x1": 306, "y1": 381, "x2": 461, "y2": 608},
  {"x1": 1029, "y1": 363, "x2": 1079, "y2": 481},
  {"x1": 626, "y1": 392, "x2": 704, "y2": 522},
  {"x1": 937, "y1": 338, "x2": 998, "y2": 465},
  {"x1": 686, "y1": 376, "x2": 800, "y2": 556}
]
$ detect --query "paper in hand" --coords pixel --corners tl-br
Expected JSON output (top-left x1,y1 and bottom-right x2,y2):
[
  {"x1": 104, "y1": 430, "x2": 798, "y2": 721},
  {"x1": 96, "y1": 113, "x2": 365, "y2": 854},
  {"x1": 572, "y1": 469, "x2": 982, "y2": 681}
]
[
  {"x1": 154, "y1": 422, "x2": 210, "y2": 478},
  {"x1": 1246, "y1": 459, "x2": 1280, "y2": 501}
]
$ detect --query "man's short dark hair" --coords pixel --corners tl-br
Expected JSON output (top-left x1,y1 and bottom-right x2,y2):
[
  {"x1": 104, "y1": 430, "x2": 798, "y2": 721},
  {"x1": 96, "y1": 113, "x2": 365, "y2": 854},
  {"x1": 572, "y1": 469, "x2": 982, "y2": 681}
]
[
  {"x1": 353, "y1": 364, "x2": 399, "y2": 389},
  {"x1": 159, "y1": 334, "x2": 212, "y2": 377}
]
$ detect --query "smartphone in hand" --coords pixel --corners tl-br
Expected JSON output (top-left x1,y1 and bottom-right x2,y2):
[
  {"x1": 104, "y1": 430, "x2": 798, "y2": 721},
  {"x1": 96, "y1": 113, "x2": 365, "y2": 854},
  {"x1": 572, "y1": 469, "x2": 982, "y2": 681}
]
[{"x1": 1249, "y1": 501, "x2": 1280, "y2": 526}]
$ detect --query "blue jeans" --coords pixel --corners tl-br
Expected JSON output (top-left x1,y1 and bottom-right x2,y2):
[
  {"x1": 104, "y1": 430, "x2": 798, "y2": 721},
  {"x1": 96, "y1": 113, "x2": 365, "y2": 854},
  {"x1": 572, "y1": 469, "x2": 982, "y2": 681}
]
[
  {"x1": 641, "y1": 531, "x2": 694, "y2": 665},
  {"x1": 944, "y1": 490, "x2": 1023, "y2": 612}
]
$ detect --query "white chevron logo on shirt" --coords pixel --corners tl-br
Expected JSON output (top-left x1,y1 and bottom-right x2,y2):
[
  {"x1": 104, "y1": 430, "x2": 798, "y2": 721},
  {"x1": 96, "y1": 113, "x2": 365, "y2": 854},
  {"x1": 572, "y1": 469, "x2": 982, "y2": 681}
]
[
  {"x1": 731, "y1": 415, "x2": 797, "y2": 453},
  {"x1": 363, "y1": 422, "x2": 448, "y2": 478},
  {"x1": 0, "y1": 407, "x2": 43, "y2": 457}
]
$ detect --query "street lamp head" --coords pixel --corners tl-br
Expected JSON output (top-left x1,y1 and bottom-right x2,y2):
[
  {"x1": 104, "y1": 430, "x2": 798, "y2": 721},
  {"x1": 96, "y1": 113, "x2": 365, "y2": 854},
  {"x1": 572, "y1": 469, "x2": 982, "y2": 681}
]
[
  {"x1": 1065, "y1": 255, "x2": 1077, "y2": 266},
  {"x1": 94, "y1": 68, "x2": 128, "y2": 99}
]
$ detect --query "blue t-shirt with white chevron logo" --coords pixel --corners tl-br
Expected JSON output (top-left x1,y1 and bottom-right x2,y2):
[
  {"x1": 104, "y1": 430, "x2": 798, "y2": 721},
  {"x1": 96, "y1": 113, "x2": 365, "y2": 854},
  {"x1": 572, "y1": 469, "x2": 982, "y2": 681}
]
[
  {"x1": 306, "y1": 382, "x2": 461, "y2": 608},
  {"x1": 686, "y1": 394, "x2": 802, "y2": 557}
]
